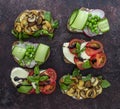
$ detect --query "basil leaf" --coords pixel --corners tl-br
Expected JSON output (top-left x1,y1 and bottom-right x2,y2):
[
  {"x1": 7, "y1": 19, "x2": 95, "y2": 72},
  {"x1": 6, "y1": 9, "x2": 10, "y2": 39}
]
[
  {"x1": 82, "y1": 60, "x2": 91, "y2": 69},
  {"x1": 82, "y1": 74, "x2": 92, "y2": 81},
  {"x1": 101, "y1": 80, "x2": 111, "y2": 88},
  {"x1": 52, "y1": 20, "x2": 59, "y2": 28},
  {"x1": 64, "y1": 75, "x2": 73, "y2": 85},
  {"x1": 27, "y1": 76, "x2": 39, "y2": 82},
  {"x1": 35, "y1": 86, "x2": 40, "y2": 94},
  {"x1": 44, "y1": 11, "x2": 51, "y2": 22},
  {"x1": 76, "y1": 42, "x2": 81, "y2": 50},
  {"x1": 60, "y1": 83, "x2": 69, "y2": 90},
  {"x1": 72, "y1": 68, "x2": 81, "y2": 77},
  {"x1": 39, "y1": 75, "x2": 49, "y2": 81},
  {"x1": 17, "y1": 86, "x2": 32, "y2": 94},
  {"x1": 21, "y1": 80, "x2": 30, "y2": 85},
  {"x1": 34, "y1": 66, "x2": 40, "y2": 75}
]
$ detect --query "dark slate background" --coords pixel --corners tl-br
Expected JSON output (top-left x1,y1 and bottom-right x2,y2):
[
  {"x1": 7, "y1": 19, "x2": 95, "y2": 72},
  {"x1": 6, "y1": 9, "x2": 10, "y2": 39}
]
[{"x1": 0, "y1": 0, "x2": 120, "y2": 109}]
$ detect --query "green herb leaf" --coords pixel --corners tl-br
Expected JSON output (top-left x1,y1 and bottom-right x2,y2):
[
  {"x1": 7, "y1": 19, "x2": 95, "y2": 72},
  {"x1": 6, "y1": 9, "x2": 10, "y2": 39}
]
[
  {"x1": 101, "y1": 80, "x2": 111, "y2": 88},
  {"x1": 11, "y1": 29, "x2": 19, "y2": 38},
  {"x1": 97, "y1": 76, "x2": 103, "y2": 79},
  {"x1": 82, "y1": 74, "x2": 92, "y2": 81},
  {"x1": 44, "y1": 11, "x2": 51, "y2": 22},
  {"x1": 34, "y1": 66, "x2": 40, "y2": 75},
  {"x1": 27, "y1": 76, "x2": 39, "y2": 82},
  {"x1": 72, "y1": 68, "x2": 81, "y2": 77},
  {"x1": 22, "y1": 32, "x2": 29, "y2": 39},
  {"x1": 35, "y1": 85, "x2": 40, "y2": 94},
  {"x1": 17, "y1": 86, "x2": 32, "y2": 94},
  {"x1": 82, "y1": 60, "x2": 91, "y2": 69},
  {"x1": 64, "y1": 75, "x2": 73, "y2": 85},
  {"x1": 21, "y1": 80, "x2": 30, "y2": 85},
  {"x1": 39, "y1": 75, "x2": 49, "y2": 81},
  {"x1": 60, "y1": 83, "x2": 69, "y2": 90},
  {"x1": 52, "y1": 20, "x2": 59, "y2": 28},
  {"x1": 76, "y1": 42, "x2": 81, "y2": 50}
]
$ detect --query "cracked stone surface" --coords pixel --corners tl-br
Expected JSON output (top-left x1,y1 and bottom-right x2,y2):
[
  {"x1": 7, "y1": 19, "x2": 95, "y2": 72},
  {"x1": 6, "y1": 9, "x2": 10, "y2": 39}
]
[{"x1": 0, "y1": 0, "x2": 120, "y2": 109}]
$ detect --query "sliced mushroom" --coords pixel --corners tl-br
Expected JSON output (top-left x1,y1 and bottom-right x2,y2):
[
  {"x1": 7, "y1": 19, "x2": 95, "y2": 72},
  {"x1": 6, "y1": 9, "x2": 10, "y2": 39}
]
[
  {"x1": 75, "y1": 89, "x2": 81, "y2": 99},
  {"x1": 37, "y1": 16, "x2": 43, "y2": 25},
  {"x1": 84, "y1": 80, "x2": 92, "y2": 88},
  {"x1": 15, "y1": 23, "x2": 22, "y2": 32},
  {"x1": 91, "y1": 77, "x2": 99, "y2": 86},
  {"x1": 66, "y1": 88, "x2": 75, "y2": 97},
  {"x1": 30, "y1": 25, "x2": 39, "y2": 32},
  {"x1": 80, "y1": 90, "x2": 86, "y2": 99},
  {"x1": 77, "y1": 80, "x2": 85, "y2": 90},
  {"x1": 21, "y1": 19, "x2": 28, "y2": 27},
  {"x1": 95, "y1": 85, "x2": 103, "y2": 95},
  {"x1": 24, "y1": 26, "x2": 33, "y2": 35},
  {"x1": 86, "y1": 89, "x2": 97, "y2": 98},
  {"x1": 42, "y1": 21, "x2": 52, "y2": 30},
  {"x1": 19, "y1": 12, "x2": 28, "y2": 22},
  {"x1": 28, "y1": 15, "x2": 36, "y2": 23},
  {"x1": 71, "y1": 77, "x2": 78, "y2": 83}
]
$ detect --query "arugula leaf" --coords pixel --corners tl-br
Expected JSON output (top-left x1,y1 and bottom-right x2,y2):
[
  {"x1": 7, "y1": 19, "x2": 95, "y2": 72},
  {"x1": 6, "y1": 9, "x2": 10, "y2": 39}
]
[
  {"x1": 82, "y1": 74, "x2": 92, "y2": 81},
  {"x1": 39, "y1": 75, "x2": 49, "y2": 81},
  {"x1": 44, "y1": 11, "x2": 51, "y2": 22},
  {"x1": 34, "y1": 66, "x2": 40, "y2": 75},
  {"x1": 33, "y1": 29, "x2": 54, "y2": 38},
  {"x1": 52, "y1": 20, "x2": 59, "y2": 29},
  {"x1": 72, "y1": 68, "x2": 81, "y2": 77},
  {"x1": 64, "y1": 75, "x2": 73, "y2": 85},
  {"x1": 101, "y1": 80, "x2": 111, "y2": 88},
  {"x1": 82, "y1": 60, "x2": 91, "y2": 69},
  {"x1": 60, "y1": 83, "x2": 69, "y2": 90}
]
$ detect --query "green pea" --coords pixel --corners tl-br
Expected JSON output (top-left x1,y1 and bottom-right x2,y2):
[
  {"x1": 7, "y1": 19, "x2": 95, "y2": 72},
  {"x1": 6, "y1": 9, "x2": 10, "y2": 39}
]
[{"x1": 88, "y1": 14, "x2": 92, "y2": 17}]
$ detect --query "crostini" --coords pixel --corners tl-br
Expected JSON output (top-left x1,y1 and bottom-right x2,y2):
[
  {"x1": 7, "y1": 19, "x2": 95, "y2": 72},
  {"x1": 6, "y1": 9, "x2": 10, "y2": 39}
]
[
  {"x1": 63, "y1": 39, "x2": 106, "y2": 70},
  {"x1": 59, "y1": 68, "x2": 110, "y2": 100},
  {"x1": 67, "y1": 7, "x2": 110, "y2": 37},
  {"x1": 10, "y1": 66, "x2": 57, "y2": 94},
  {"x1": 12, "y1": 10, "x2": 59, "y2": 39},
  {"x1": 12, "y1": 41, "x2": 50, "y2": 68}
]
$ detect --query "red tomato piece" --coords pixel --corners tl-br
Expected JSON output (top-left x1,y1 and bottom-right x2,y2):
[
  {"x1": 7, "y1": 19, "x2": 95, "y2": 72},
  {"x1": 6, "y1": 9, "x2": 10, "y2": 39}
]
[
  {"x1": 85, "y1": 40, "x2": 103, "y2": 56},
  {"x1": 90, "y1": 52, "x2": 107, "y2": 69}
]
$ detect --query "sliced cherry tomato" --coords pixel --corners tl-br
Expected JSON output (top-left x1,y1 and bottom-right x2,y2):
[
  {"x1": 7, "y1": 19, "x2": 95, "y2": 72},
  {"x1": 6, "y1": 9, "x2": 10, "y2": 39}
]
[
  {"x1": 69, "y1": 39, "x2": 85, "y2": 54},
  {"x1": 85, "y1": 40, "x2": 103, "y2": 56},
  {"x1": 74, "y1": 56, "x2": 85, "y2": 70},
  {"x1": 40, "y1": 81, "x2": 56, "y2": 94},
  {"x1": 90, "y1": 52, "x2": 106, "y2": 69},
  {"x1": 45, "y1": 68, "x2": 57, "y2": 82}
]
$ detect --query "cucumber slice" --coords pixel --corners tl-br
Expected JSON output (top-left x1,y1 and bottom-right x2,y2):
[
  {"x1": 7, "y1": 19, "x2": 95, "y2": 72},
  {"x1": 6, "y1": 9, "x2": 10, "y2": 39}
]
[
  {"x1": 12, "y1": 46, "x2": 26, "y2": 60},
  {"x1": 70, "y1": 9, "x2": 88, "y2": 30},
  {"x1": 69, "y1": 9, "x2": 79, "y2": 26},
  {"x1": 34, "y1": 44, "x2": 50, "y2": 63},
  {"x1": 98, "y1": 18, "x2": 110, "y2": 32},
  {"x1": 17, "y1": 86, "x2": 32, "y2": 94}
]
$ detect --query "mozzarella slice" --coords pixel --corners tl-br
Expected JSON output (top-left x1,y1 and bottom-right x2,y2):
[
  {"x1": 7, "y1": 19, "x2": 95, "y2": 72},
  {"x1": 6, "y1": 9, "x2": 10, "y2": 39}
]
[
  {"x1": 10, "y1": 67, "x2": 29, "y2": 86},
  {"x1": 63, "y1": 43, "x2": 75, "y2": 64},
  {"x1": 81, "y1": 51, "x2": 90, "y2": 60},
  {"x1": 80, "y1": 42, "x2": 88, "y2": 50}
]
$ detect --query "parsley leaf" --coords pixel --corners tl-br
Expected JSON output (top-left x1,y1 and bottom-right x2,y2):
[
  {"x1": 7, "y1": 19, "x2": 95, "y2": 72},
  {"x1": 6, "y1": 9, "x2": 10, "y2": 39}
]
[
  {"x1": 101, "y1": 80, "x2": 111, "y2": 88},
  {"x1": 64, "y1": 75, "x2": 73, "y2": 85},
  {"x1": 44, "y1": 11, "x2": 51, "y2": 22}
]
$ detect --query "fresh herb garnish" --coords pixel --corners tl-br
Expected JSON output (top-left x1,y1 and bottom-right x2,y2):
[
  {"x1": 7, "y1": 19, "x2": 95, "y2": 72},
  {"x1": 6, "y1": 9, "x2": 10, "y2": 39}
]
[
  {"x1": 82, "y1": 74, "x2": 92, "y2": 81},
  {"x1": 82, "y1": 60, "x2": 91, "y2": 69},
  {"x1": 39, "y1": 75, "x2": 49, "y2": 81},
  {"x1": 63, "y1": 75, "x2": 73, "y2": 85},
  {"x1": 101, "y1": 80, "x2": 111, "y2": 88},
  {"x1": 33, "y1": 29, "x2": 54, "y2": 38},
  {"x1": 72, "y1": 68, "x2": 81, "y2": 77},
  {"x1": 75, "y1": 42, "x2": 86, "y2": 57},
  {"x1": 34, "y1": 66, "x2": 40, "y2": 75},
  {"x1": 60, "y1": 83, "x2": 69, "y2": 90},
  {"x1": 44, "y1": 11, "x2": 52, "y2": 22},
  {"x1": 52, "y1": 20, "x2": 59, "y2": 29}
]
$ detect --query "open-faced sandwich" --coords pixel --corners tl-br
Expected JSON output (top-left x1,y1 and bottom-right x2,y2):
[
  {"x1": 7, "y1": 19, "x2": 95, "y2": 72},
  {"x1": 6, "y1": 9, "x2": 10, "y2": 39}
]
[
  {"x1": 59, "y1": 68, "x2": 110, "y2": 100},
  {"x1": 12, "y1": 41, "x2": 50, "y2": 68},
  {"x1": 10, "y1": 66, "x2": 57, "y2": 94},
  {"x1": 67, "y1": 7, "x2": 110, "y2": 37},
  {"x1": 63, "y1": 39, "x2": 106, "y2": 70},
  {"x1": 12, "y1": 10, "x2": 59, "y2": 39}
]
